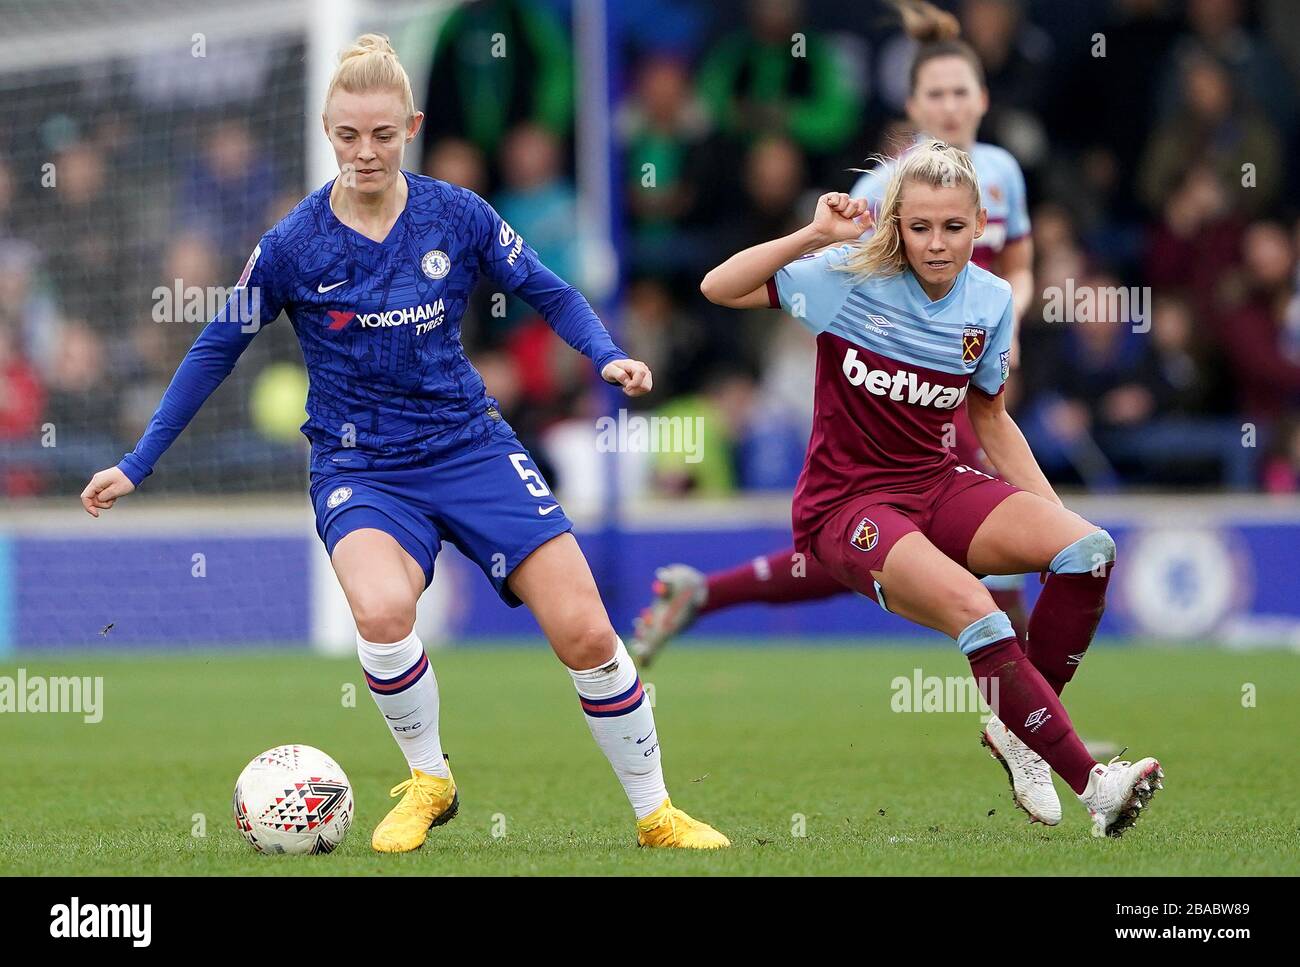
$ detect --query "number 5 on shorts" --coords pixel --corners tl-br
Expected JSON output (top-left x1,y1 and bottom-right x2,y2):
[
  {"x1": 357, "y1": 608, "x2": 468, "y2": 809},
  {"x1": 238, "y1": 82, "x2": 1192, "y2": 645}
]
[{"x1": 509, "y1": 452, "x2": 551, "y2": 498}]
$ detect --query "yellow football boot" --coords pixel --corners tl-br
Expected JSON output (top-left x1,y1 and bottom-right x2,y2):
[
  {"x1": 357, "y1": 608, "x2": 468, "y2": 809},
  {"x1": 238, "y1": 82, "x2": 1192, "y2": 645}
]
[
  {"x1": 635, "y1": 798, "x2": 730, "y2": 849},
  {"x1": 371, "y1": 758, "x2": 459, "y2": 853}
]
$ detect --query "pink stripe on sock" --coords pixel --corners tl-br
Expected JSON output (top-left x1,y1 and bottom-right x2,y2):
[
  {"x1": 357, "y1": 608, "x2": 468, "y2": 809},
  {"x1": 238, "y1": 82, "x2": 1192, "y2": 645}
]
[{"x1": 579, "y1": 681, "x2": 643, "y2": 715}]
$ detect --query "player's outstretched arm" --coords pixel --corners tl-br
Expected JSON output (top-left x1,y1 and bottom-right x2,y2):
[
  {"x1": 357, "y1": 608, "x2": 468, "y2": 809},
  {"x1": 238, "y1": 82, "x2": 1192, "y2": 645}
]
[
  {"x1": 102, "y1": 239, "x2": 284, "y2": 497},
  {"x1": 471, "y1": 193, "x2": 640, "y2": 389},
  {"x1": 700, "y1": 192, "x2": 870, "y2": 308},
  {"x1": 967, "y1": 388, "x2": 1062, "y2": 506},
  {"x1": 502, "y1": 262, "x2": 654, "y2": 398},
  {"x1": 81, "y1": 466, "x2": 136, "y2": 518}
]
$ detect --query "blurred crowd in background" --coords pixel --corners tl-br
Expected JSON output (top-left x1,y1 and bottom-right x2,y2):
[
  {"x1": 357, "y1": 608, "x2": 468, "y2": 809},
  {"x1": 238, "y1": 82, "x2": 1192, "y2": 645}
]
[{"x1": 4, "y1": 0, "x2": 1300, "y2": 499}]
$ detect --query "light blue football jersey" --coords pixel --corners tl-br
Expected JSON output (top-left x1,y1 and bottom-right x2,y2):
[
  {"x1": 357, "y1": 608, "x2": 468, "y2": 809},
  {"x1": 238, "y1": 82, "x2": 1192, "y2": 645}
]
[
  {"x1": 774, "y1": 246, "x2": 1014, "y2": 397},
  {"x1": 769, "y1": 247, "x2": 1013, "y2": 522}
]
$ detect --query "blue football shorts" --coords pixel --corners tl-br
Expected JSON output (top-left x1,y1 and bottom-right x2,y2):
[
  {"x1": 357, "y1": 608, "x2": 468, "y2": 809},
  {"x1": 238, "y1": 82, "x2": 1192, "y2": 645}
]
[{"x1": 309, "y1": 427, "x2": 572, "y2": 607}]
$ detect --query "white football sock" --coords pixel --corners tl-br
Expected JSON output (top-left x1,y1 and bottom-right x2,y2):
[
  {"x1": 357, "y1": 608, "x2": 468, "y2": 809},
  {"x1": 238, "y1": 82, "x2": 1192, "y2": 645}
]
[
  {"x1": 356, "y1": 628, "x2": 449, "y2": 778},
  {"x1": 568, "y1": 636, "x2": 668, "y2": 819}
]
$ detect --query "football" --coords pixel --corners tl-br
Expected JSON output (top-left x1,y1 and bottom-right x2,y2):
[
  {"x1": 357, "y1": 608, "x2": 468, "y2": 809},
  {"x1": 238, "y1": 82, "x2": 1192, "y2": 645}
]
[{"x1": 232, "y1": 744, "x2": 354, "y2": 855}]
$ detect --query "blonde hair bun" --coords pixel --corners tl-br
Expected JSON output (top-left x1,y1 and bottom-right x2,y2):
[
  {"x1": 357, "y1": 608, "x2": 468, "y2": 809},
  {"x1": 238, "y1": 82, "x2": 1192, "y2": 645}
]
[
  {"x1": 325, "y1": 33, "x2": 414, "y2": 119},
  {"x1": 341, "y1": 33, "x2": 398, "y2": 60},
  {"x1": 892, "y1": 0, "x2": 962, "y2": 44}
]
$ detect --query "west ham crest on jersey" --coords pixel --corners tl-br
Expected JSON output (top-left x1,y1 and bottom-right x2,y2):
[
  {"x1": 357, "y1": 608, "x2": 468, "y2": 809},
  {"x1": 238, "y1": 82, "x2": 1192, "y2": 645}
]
[
  {"x1": 962, "y1": 327, "x2": 987, "y2": 363},
  {"x1": 421, "y1": 249, "x2": 450, "y2": 280},
  {"x1": 851, "y1": 517, "x2": 879, "y2": 552}
]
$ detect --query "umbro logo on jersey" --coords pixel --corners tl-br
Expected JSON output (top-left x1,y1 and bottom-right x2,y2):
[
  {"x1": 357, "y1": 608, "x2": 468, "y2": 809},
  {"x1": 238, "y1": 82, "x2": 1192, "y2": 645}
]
[
  {"x1": 317, "y1": 279, "x2": 348, "y2": 293},
  {"x1": 862, "y1": 313, "x2": 893, "y2": 336},
  {"x1": 841, "y1": 347, "x2": 968, "y2": 409}
]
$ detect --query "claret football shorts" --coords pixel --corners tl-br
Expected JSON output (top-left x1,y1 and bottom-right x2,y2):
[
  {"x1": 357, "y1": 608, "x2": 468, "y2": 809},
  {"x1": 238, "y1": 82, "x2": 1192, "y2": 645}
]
[
  {"x1": 310, "y1": 426, "x2": 573, "y2": 606},
  {"x1": 807, "y1": 464, "x2": 1020, "y2": 608}
]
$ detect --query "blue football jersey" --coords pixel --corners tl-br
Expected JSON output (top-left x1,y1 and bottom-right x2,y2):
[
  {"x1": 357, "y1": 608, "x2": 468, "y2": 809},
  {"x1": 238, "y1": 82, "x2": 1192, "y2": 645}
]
[{"x1": 120, "y1": 172, "x2": 625, "y2": 485}]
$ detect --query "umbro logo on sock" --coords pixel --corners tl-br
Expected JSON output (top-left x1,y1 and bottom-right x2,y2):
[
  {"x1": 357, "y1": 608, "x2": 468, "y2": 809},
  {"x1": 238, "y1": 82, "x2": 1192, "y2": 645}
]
[
  {"x1": 1025, "y1": 707, "x2": 1052, "y2": 732},
  {"x1": 1067, "y1": 653, "x2": 1086, "y2": 665}
]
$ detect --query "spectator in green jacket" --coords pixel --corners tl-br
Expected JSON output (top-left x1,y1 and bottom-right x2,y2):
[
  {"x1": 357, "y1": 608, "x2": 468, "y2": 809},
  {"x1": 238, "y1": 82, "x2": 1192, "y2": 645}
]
[
  {"x1": 421, "y1": 0, "x2": 573, "y2": 167},
  {"x1": 695, "y1": 0, "x2": 861, "y2": 158}
]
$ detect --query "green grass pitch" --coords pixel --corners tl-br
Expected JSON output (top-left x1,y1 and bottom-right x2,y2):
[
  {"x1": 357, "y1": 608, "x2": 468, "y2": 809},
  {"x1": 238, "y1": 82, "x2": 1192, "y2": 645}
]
[{"x1": 1, "y1": 643, "x2": 1296, "y2": 876}]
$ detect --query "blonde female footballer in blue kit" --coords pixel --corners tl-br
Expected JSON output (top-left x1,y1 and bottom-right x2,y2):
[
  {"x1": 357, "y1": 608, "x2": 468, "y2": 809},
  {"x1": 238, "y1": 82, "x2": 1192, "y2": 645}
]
[{"x1": 80, "y1": 34, "x2": 728, "y2": 853}]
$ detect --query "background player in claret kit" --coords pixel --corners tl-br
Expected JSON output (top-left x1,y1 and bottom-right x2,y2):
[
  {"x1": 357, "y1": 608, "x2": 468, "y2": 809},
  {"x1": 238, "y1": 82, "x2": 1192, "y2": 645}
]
[
  {"x1": 79, "y1": 34, "x2": 728, "y2": 853},
  {"x1": 633, "y1": 0, "x2": 1034, "y2": 661},
  {"x1": 699, "y1": 138, "x2": 1163, "y2": 837}
]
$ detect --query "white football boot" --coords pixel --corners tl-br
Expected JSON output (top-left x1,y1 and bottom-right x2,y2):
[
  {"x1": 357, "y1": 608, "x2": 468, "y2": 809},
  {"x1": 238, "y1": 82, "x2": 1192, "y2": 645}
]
[
  {"x1": 1078, "y1": 755, "x2": 1164, "y2": 838},
  {"x1": 630, "y1": 564, "x2": 707, "y2": 668},
  {"x1": 981, "y1": 714, "x2": 1062, "y2": 825}
]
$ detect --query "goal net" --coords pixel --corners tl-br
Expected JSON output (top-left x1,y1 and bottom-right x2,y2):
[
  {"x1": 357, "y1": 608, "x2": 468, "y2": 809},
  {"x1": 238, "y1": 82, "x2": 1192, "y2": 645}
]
[{"x1": 0, "y1": 0, "x2": 460, "y2": 651}]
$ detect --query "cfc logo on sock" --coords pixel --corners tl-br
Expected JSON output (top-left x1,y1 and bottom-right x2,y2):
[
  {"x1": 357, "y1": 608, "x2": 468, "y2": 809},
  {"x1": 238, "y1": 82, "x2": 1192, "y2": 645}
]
[{"x1": 1024, "y1": 707, "x2": 1052, "y2": 733}]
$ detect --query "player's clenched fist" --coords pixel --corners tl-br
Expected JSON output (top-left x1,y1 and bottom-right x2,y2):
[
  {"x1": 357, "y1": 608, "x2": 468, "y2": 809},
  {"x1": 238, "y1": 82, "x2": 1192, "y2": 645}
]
[
  {"x1": 811, "y1": 192, "x2": 872, "y2": 244},
  {"x1": 81, "y1": 466, "x2": 135, "y2": 517},
  {"x1": 601, "y1": 358, "x2": 653, "y2": 397}
]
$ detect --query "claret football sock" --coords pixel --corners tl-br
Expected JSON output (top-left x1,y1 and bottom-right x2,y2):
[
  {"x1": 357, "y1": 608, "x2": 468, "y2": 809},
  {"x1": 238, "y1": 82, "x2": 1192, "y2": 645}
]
[
  {"x1": 1027, "y1": 531, "x2": 1115, "y2": 694},
  {"x1": 961, "y1": 616, "x2": 1096, "y2": 795},
  {"x1": 356, "y1": 628, "x2": 450, "y2": 778},
  {"x1": 568, "y1": 636, "x2": 669, "y2": 819},
  {"x1": 702, "y1": 548, "x2": 847, "y2": 614}
]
